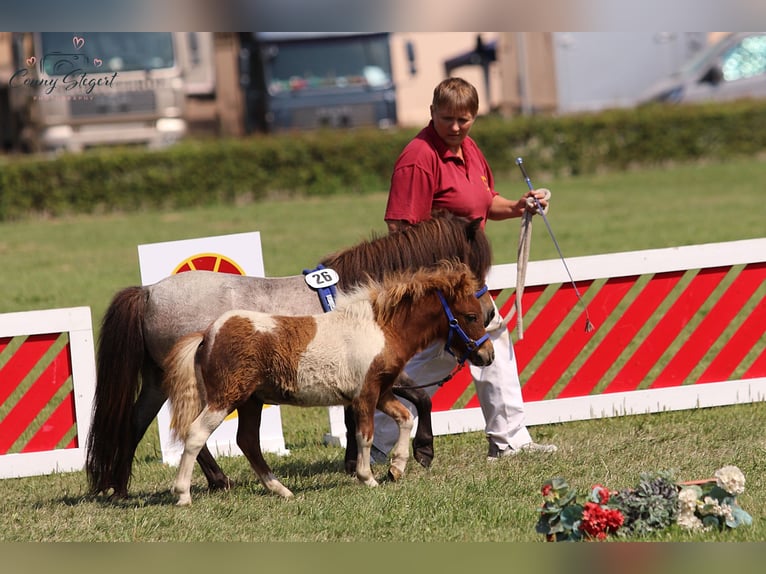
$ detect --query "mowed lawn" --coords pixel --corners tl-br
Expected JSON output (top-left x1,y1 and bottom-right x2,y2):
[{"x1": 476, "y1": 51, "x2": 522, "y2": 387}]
[{"x1": 0, "y1": 156, "x2": 765, "y2": 543}]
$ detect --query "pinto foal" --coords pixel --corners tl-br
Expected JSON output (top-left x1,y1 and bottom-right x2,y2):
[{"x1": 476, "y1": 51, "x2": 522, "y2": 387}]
[{"x1": 163, "y1": 261, "x2": 494, "y2": 504}]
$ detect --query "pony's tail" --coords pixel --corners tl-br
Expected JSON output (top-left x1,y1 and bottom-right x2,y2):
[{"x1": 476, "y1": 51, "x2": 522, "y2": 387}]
[
  {"x1": 164, "y1": 332, "x2": 205, "y2": 443},
  {"x1": 86, "y1": 286, "x2": 147, "y2": 496}
]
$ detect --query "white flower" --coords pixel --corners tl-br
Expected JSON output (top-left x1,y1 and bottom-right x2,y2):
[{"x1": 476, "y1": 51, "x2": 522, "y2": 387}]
[
  {"x1": 715, "y1": 465, "x2": 746, "y2": 495},
  {"x1": 677, "y1": 510, "x2": 703, "y2": 530},
  {"x1": 702, "y1": 496, "x2": 724, "y2": 516},
  {"x1": 678, "y1": 487, "x2": 699, "y2": 512}
]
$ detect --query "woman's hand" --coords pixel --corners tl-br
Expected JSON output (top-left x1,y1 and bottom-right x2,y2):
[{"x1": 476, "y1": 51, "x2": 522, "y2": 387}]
[{"x1": 522, "y1": 188, "x2": 551, "y2": 215}]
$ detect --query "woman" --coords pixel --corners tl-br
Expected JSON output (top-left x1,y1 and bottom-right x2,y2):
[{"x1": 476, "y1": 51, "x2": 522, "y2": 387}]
[{"x1": 373, "y1": 77, "x2": 557, "y2": 461}]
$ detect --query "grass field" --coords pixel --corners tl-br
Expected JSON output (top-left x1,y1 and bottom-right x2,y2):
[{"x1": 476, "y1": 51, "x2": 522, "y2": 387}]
[{"x1": 0, "y1": 156, "x2": 765, "y2": 542}]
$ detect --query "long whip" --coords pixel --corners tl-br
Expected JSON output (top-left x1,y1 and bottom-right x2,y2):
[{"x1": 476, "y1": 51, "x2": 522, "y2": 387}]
[{"x1": 514, "y1": 157, "x2": 594, "y2": 338}]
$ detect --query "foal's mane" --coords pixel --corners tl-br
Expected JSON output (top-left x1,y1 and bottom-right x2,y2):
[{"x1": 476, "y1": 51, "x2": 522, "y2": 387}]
[
  {"x1": 319, "y1": 210, "x2": 492, "y2": 290},
  {"x1": 359, "y1": 260, "x2": 479, "y2": 326}
]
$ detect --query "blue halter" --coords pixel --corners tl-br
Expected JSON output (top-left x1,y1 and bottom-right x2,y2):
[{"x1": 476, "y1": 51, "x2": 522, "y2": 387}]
[{"x1": 436, "y1": 290, "x2": 491, "y2": 365}]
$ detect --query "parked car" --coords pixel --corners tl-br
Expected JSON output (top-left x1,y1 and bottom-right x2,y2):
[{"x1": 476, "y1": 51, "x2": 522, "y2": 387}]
[{"x1": 639, "y1": 32, "x2": 766, "y2": 104}]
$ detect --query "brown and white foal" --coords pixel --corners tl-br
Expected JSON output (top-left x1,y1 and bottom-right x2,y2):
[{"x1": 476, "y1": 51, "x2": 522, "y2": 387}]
[{"x1": 163, "y1": 260, "x2": 494, "y2": 504}]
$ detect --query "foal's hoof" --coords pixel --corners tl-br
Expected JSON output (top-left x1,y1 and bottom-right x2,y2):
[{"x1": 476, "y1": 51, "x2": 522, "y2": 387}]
[{"x1": 387, "y1": 466, "x2": 404, "y2": 482}]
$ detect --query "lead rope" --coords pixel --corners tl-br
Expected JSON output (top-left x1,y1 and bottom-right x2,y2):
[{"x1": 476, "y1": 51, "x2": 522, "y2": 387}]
[
  {"x1": 515, "y1": 186, "x2": 548, "y2": 339},
  {"x1": 514, "y1": 157, "x2": 594, "y2": 339}
]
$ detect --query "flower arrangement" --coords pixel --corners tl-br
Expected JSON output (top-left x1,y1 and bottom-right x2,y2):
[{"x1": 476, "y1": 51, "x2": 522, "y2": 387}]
[
  {"x1": 676, "y1": 465, "x2": 752, "y2": 531},
  {"x1": 536, "y1": 466, "x2": 751, "y2": 541}
]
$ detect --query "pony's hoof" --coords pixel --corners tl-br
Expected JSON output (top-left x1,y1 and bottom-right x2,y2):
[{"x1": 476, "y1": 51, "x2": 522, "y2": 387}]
[
  {"x1": 412, "y1": 440, "x2": 434, "y2": 468},
  {"x1": 414, "y1": 449, "x2": 433, "y2": 469},
  {"x1": 175, "y1": 495, "x2": 192, "y2": 507},
  {"x1": 344, "y1": 460, "x2": 357, "y2": 476},
  {"x1": 358, "y1": 476, "x2": 379, "y2": 488},
  {"x1": 106, "y1": 489, "x2": 129, "y2": 501},
  {"x1": 387, "y1": 466, "x2": 404, "y2": 482},
  {"x1": 208, "y1": 477, "x2": 236, "y2": 491}
]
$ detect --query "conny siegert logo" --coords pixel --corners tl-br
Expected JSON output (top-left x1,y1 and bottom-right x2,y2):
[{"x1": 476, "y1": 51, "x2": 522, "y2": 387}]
[{"x1": 8, "y1": 35, "x2": 118, "y2": 96}]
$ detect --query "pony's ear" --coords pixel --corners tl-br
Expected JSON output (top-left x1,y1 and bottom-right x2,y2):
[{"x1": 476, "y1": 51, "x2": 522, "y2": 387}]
[{"x1": 466, "y1": 217, "x2": 484, "y2": 240}]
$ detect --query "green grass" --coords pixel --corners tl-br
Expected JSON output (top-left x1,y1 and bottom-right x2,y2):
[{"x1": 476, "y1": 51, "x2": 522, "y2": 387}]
[{"x1": 0, "y1": 157, "x2": 765, "y2": 542}]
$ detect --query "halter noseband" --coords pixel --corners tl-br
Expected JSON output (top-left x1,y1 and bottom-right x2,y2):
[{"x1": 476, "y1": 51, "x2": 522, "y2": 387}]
[{"x1": 436, "y1": 290, "x2": 491, "y2": 365}]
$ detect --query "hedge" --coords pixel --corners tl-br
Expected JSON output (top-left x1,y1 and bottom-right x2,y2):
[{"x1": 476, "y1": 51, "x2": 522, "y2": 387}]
[{"x1": 1, "y1": 100, "x2": 765, "y2": 221}]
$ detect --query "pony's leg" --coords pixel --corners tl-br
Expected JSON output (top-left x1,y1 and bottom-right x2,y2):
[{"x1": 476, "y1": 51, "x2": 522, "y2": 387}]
[
  {"x1": 376, "y1": 390, "x2": 414, "y2": 482},
  {"x1": 236, "y1": 397, "x2": 294, "y2": 498},
  {"x1": 392, "y1": 372, "x2": 434, "y2": 469},
  {"x1": 172, "y1": 406, "x2": 228, "y2": 506},
  {"x1": 197, "y1": 447, "x2": 234, "y2": 491},
  {"x1": 140, "y1": 361, "x2": 232, "y2": 492},
  {"x1": 343, "y1": 406, "x2": 358, "y2": 475}
]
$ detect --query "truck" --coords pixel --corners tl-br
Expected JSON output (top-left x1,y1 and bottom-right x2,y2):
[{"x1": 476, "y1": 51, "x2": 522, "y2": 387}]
[
  {"x1": 238, "y1": 32, "x2": 397, "y2": 133},
  {"x1": 1, "y1": 32, "x2": 212, "y2": 153}
]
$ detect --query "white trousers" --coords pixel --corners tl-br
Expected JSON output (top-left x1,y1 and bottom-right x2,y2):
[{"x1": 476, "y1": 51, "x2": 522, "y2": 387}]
[{"x1": 372, "y1": 307, "x2": 533, "y2": 454}]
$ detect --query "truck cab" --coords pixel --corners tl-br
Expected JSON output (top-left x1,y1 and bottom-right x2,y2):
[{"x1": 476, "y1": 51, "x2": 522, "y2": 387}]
[
  {"x1": 5, "y1": 32, "x2": 189, "y2": 153},
  {"x1": 240, "y1": 32, "x2": 397, "y2": 132}
]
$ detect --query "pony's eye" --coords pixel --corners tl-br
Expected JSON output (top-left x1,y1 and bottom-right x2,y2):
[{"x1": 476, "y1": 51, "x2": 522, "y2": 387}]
[{"x1": 464, "y1": 314, "x2": 478, "y2": 323}]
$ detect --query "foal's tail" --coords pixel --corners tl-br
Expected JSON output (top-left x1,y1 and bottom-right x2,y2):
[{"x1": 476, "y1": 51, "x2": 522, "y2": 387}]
[
  {"x1": 164, "y1": 332, "x2": 205, "y2": 443},
  {"x1": 86, "y1": 285, "x2": 148, "y2": 496}
]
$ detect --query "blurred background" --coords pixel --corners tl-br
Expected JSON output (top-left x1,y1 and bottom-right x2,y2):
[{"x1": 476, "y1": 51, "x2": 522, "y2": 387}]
[{"x1": 2, "y1": 31, "x2": 764, "y2": 154}]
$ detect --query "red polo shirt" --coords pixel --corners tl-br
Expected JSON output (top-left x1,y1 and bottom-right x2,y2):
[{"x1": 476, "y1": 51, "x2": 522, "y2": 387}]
[{"x1": 384, "y1": 121, "x2": 497, "y2": 227}]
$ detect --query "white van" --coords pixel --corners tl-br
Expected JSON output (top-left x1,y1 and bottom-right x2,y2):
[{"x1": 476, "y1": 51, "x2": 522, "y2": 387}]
[{"x1": 640, "y1": 32, "x2": 766, "y2": 104}]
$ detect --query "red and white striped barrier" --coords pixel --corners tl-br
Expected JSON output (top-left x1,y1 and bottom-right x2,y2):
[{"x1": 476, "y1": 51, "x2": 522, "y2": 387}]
[
  {"x1": 430, "y1": 238, "x2": 766, "y2": 434},
  {"x1": 0, "y1": 307, "x2": 95, "y2": 479},
  {"x1": 324, "y1": 238, "x2": 766, "y2": 443}
]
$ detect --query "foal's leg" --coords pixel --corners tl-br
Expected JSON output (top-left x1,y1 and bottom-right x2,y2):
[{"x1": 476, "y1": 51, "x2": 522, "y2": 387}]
[
  {"x1": 139, "y1": 363, "x2": 232, "y2": 493},
  {"x1": 376, "y1": 389, "x2": 414, "y2": 482},
  {"x1": 352, "y1": 391, "x2": 380, "y2": 488},
  {"x1": 172, "y1": 406, "x2": 228, "y2": 506},
  {"x1": 236, "y1": 397, "x2": 294, "y2": 498}
]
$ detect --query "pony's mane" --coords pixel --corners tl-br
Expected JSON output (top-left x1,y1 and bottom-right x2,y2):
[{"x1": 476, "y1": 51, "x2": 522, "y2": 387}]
[
  {"x1": 333, "y1": 260, "x2": 478, "y2": 326},
  {"x1": 319, "y1": 210, "x2": 492, "y2": 290}
]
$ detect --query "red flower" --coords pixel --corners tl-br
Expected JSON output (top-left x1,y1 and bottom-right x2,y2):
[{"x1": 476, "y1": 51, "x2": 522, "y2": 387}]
[
  {"x1": 580, "y1": 502, "x2": 624, "y2": 540},
  {"x1": 605, "y1": 508, "x2": 624, "y2": 530},
  {"x1": 594, "y1": 485, "x2": 610, "y2": 504},
  {"x1": 541, "y1": 484, "x2": 553, "y2": 497}
]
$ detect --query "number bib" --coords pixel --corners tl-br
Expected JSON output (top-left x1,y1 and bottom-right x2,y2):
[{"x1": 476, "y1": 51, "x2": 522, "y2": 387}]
[
  {"x1": 302, "y1": 264, "x2": 340, "y2": 312},
  {"x1": 303, "y1": 267, "x2": 340, "y2": 290}
]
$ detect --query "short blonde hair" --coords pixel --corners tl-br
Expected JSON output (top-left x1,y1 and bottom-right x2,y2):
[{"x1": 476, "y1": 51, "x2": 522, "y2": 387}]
[{"x1": 432, "y1": 77, "x2": 479, "y2": 116}]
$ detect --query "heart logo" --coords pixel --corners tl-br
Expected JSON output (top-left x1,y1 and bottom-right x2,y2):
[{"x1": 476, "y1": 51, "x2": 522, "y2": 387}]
[
  {"x1": 73, "y1": 36, "x2": 85, "y2": 50},
  {"x1": 94, "y1": 58, "x2": 103, "y2": 67},
  {"x1": 26, "y1": 56, "x2": 36, "y2": 66}
]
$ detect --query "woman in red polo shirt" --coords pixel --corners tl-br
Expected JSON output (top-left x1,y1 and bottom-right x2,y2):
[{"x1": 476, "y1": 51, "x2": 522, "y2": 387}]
[{"x1": 373, "y1": 77, "x2": 558, "y2": 461}]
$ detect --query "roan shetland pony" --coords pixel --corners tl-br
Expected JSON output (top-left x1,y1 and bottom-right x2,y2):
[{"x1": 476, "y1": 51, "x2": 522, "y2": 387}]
[{"x1": 163, "y1": 261, "x2": 494, "y2": 504}]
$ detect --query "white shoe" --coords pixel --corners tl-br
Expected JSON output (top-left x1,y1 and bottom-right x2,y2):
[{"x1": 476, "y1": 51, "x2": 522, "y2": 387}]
[{"x1": 487, "y1": 441, "x2": 558, "y2": 461}]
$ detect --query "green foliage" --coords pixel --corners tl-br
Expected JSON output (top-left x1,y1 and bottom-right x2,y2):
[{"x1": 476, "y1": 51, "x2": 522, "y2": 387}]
[
  {"x1": 536, "y1": 477, "x2": 585, "y2": 541},
  {"x1": 3, "y1": 100, "x2": 766, "y2": 221},
  {"x1": 611, "y1": 472, "x2": 679, "y2": 536}
]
